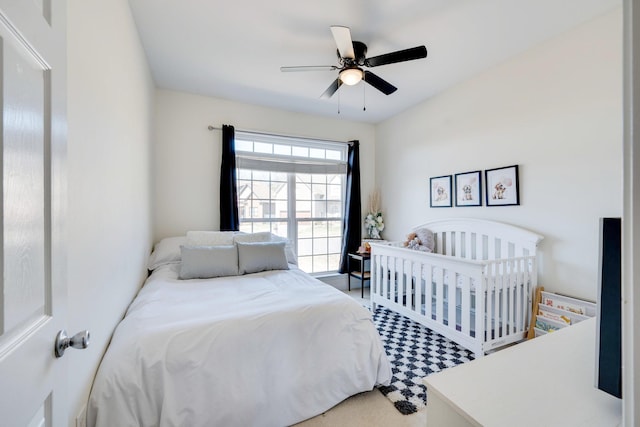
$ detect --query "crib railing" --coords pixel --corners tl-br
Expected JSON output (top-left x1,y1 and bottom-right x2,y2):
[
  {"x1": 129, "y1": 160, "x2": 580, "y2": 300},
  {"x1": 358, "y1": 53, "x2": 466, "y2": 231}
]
[{"x1": 370, "y1": 243, "x2": 537, "y2": 357}]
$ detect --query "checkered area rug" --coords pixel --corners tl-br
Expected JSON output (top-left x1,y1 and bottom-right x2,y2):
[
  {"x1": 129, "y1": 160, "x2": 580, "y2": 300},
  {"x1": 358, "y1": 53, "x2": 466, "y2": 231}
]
[{"x1": 373, "y1": 306, "x2": 475, "y2": 415}]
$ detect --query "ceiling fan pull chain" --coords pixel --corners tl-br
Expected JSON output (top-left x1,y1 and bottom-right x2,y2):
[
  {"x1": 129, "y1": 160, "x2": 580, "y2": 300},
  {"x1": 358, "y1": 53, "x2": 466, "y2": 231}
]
[
  {"x1": 337, "y1": 88, "x2": 341, "y2": 115},
  {"x1": 363, "y1": 75, "x2": 367, "y2": 111}
]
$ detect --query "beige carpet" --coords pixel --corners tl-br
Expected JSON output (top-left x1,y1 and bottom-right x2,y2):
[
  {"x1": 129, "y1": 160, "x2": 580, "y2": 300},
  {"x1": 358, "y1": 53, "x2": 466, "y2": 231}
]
[{"x1": 294, "y1": 389, "x2": 426, "y2": 427}]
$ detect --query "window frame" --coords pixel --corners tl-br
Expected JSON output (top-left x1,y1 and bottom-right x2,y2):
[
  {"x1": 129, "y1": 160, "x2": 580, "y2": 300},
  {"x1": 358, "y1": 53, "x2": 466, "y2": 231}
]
[{"x1": 234, "y1": 132, "x2": 348, "y2": 274}]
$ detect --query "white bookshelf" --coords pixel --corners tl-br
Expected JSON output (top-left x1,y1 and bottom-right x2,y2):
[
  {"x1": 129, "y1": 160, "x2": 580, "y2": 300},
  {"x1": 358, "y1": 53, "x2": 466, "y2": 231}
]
[{"x1": 534, "y1": 291, "x2": 596, "y2": 337}]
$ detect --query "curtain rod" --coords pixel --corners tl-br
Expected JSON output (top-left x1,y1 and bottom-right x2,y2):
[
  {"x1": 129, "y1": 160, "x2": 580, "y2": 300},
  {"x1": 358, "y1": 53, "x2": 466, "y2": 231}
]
[{"x1": 207, "y1": 125, "x2": 353, "y2": 146}]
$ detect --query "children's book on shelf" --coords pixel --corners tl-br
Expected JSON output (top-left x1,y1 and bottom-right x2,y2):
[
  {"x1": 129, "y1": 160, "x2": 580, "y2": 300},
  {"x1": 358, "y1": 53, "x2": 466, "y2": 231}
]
[
  {"x1": 537, "y1": 307, "x2": 571, "y2": 325},
  {"x1": 541, "y1": 294, "x2": 588, "y2": 316},
  {"x1": 535, "y1": 316, "x2": 567, "y2": 333}
]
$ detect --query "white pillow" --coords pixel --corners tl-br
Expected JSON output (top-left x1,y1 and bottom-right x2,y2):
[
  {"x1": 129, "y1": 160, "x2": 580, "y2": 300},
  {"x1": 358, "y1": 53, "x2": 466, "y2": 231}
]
[
  {"x1": 233, "y1": 231, "x2": 272, "y2": 244},
  {"x1": 179, "y1": 245, "x2": 239, "y2": 279},
  {"x1": 147, "y1": 236, "x2": 187, "y2": 270},
  {"x1": 187, "y1": 230, "x2": 236, "y2": 246},
  {"x1": 237, "y1": 241, "x2": 289, "y2": 275}
]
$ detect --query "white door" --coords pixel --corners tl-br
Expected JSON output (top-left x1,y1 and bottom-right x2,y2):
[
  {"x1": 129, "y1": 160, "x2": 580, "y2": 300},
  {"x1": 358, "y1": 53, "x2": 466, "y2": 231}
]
[{"x1": 0, "y1": 1, "x2": 68, "y2": 426}]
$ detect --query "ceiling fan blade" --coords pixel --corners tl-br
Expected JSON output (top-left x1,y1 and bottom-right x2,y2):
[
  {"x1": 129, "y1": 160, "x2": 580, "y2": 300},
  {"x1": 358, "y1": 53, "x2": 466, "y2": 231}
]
[
  {"x1": 330, "y1": 25, "x2": 355, "y2": 59},
  {"x1": 320, "y1": 78, "x2": 343, "y2": 99},
  {"x1": 365, "y1": 45, "x2": 427, "y2": 67},
  {"x1": 280, "y1": 65, "x2": 338, "y2": 72},
  {"x1": 364, "y1": 71, "x2": 397, "y2": 95}
]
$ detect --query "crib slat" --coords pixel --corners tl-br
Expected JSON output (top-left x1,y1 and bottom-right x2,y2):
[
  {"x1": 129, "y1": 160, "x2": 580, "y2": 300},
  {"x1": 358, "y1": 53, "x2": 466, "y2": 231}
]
[
  {"x1": 523, "y1": 260, "x2": 531, "y2": 327},
  {"x1": 461, "y1": 276, "x2": 471, "y2": 335},
  {"x1": 465, "y1": 232, "x2": 473, "y2": 259},
  {"x1": 494, "y1": 263, "x2": 501, "y2": 338},
  {"x1": 501, "y1": 261, "x2": 508, "y2": 338},
  {"x1": 488, "y1": 237, "x2": 496, "y2": 260},
  {"x1": 396, "y1": 257, "x2": 402, "y2": 303},
  {"x1": 516, "y1": 258, "x2": 523, "y2": 331},
  {"x1": 371, "y1": 254, "x2": 377, "y2": 300},
  {"x1": 401, "y1": 258, "x2": 406, "y2": 306},
  {"x1": 514, "y1": 259, "x2": 523, "y2": 333},
  {"x1": 375, "y1": 254, "x2": 382, "y2": 298},
  {"x1": 448, "y1": 270, "x2": 457, "y2": 331},
  {"x1": 512, "y1": 259, "x2": 518, "y2": 333},
  {"x1": 476, "y1": 274, "x2": 485, "y2": 347},
  {"x1": 436, "y1": 232, "x2": 444, "y2": 254},
  {"x1": 520, "y1": 258, "x2": 526, "y2": 331},
  {"x1": 513, "y1": 259, "x2": 519, "y2": 333},
  {"x1": 390, "y1": 257, "x2": 397, "y2": 304},
  {"x1": 435, "y1": 268, "x2": 444, "y2": 322},
  {"x1": 486, "y1": 269, "x2": 493, "y2": 341},
  {"x1": 407, "y1": 260, "x2": 414, "y2": 312},
  {"x1": 397, "y1": 258, "x2": 402, "y2": 303},
  {"x1": 508, "y1": 260, "x2": 514, "y2": 335},
  {"x1": 455, "y1": 232, "x2": 462, "y2": 258},
  {"x1": 477, "y1": 234, "x2": 485, "y2": 260},
  {"x1": 415, "y1": 262, "x2": 422, "y2": 315},
  {"x1": 382, "y1": 255, "x2": 388, "y2": 301},
  {"x1": 495, "y1": 262, "x2": 502, "y2": 338},
  {"x1": 446, "y1": 232, "x2": 453, "y2": 256},
  {"x1": 424, "y1": 264, "x2": 432, "y2": 320}
]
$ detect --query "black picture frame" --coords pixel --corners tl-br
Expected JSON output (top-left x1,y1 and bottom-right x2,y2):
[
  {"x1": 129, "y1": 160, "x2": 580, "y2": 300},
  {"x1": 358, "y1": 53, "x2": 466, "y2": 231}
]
[
  {"x1": 485, "y1": 165, "x2": 520, "y2": 206},
  {"x1": 454, "y1": 170, "x2": 482, "y2": 207},
  {"x1": 430, "y1": 175, "x2": 452, "y2": 207}
]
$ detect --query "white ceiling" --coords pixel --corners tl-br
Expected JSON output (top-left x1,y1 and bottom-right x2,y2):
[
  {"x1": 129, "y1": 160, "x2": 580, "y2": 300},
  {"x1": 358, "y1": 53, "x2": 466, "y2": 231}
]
[{"x1": 128, "y1": 0, "x2": 620, "y2": 124}]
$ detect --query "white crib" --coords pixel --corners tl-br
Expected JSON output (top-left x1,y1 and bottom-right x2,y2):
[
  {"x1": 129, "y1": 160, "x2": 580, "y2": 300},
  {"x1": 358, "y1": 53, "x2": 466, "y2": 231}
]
[{"x1": 370, "y1": 218, "x2": 543, "y2": 358}]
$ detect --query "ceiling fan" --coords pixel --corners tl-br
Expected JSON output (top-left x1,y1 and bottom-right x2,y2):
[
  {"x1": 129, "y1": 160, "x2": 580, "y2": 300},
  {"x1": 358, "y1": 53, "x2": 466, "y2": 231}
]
[{"x1": 281, "y1": 26, "x2": 427, "y2": 99}]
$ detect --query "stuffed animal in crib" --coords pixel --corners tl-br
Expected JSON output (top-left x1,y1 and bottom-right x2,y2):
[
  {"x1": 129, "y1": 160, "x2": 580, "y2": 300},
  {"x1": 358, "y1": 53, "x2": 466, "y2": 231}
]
[{"x1": 403, "y1": 232, "x2": 429, "y2": 251}]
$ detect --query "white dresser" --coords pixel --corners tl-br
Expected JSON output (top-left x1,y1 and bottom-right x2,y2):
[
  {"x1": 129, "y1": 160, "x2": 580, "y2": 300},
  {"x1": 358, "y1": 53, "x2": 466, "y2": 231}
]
[{"x1": 424, "y1": 318, "x2": 622, "y2": 427}]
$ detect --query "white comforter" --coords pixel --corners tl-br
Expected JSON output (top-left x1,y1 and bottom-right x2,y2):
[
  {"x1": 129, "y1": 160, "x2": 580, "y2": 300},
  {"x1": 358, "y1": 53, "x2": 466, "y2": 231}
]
[{"x1": 87, "y1": 264, "x2": 391, "y2": 427}]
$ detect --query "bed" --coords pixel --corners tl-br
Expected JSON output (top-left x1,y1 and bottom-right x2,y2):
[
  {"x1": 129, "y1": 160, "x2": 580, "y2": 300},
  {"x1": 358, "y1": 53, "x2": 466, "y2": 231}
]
[
  {"x1": 370, "y1": 218, "x2": 543, "y2": 358},
  {"x1": 87, "y1": 232, "x2": 391, "y2": 427}
]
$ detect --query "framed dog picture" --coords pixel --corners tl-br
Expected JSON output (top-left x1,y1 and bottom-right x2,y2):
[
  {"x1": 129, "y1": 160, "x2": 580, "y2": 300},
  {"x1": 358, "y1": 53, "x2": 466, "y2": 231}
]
[
  {"x1": 485, "y1": 165, "x2": 519, "y2": 206},
  {"x1": 430, "y1": 175, "x2": 452, "y2": 207},
  {"x1": 455, "y1": 170, "x2": 482, "y2": 207}
]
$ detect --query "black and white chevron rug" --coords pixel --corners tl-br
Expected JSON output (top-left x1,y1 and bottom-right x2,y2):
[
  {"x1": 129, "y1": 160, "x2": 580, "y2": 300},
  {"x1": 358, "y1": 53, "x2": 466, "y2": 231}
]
[{"x1": 373, "y1": 306, "x2": 475, "y2": 415}]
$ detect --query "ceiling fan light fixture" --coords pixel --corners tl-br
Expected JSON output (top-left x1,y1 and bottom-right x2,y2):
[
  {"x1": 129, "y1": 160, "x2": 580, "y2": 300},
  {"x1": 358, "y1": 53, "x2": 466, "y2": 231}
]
[{"x1": 339, "y1": 67, "x2": 363, "y2": 86}]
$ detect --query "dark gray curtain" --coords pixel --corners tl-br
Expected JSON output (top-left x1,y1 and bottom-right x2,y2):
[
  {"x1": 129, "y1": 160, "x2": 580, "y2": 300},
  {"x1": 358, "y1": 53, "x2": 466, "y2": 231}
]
[
  {"x1": 220, "y1": 124, "x2": 239, "y2": 231},
  {"x1": 338, "y1": 140, "x2": 361, "y2": 273}
]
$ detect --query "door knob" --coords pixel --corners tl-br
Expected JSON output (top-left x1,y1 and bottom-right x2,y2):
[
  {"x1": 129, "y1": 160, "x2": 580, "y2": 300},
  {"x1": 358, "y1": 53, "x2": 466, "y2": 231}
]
[{"x1": 55, "y1": 329, "x2": 90, "y2": 358}]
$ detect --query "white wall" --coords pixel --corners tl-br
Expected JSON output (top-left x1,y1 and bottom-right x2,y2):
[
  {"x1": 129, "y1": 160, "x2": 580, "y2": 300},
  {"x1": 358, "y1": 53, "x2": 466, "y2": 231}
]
[
  {"x1": 67, "y1": 1, "x2": 154, "y2": 425},
  {"x1": 154, "y1": 90, "x2": 376, "y2": 240},
  {"x1": 375, "y1": 9, "x2": 622, "y2": 301}
]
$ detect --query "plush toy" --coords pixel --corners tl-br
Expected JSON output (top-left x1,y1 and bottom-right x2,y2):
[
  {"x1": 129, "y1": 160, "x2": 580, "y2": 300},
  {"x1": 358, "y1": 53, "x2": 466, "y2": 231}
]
[{"x1": 403, "y1": 232, "x2": 428, "y2": 251}]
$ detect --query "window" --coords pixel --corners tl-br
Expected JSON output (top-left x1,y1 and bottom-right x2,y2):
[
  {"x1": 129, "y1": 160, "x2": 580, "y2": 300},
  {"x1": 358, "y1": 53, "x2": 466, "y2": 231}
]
[{"x1": 235, "y1": 132, "x2": 347, "y2": 274}]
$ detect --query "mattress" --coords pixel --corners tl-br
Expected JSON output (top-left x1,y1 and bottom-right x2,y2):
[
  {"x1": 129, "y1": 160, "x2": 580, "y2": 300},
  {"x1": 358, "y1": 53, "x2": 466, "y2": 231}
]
[{"x1": 87, "y1": 264, "x2": 391, "y2": 427}]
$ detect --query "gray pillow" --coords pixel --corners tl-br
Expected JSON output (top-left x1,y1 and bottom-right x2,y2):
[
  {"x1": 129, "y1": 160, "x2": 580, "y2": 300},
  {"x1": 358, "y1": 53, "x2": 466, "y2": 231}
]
[
  {"x1": 179, "y1": 245, "x2": 239, "y2": 279},
  {"x1": 414, "y1": 228, "x2": 435, "y2": 253},
  {"x1": 237, "y1": 241, "x2": 289, "y2": 275}
]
